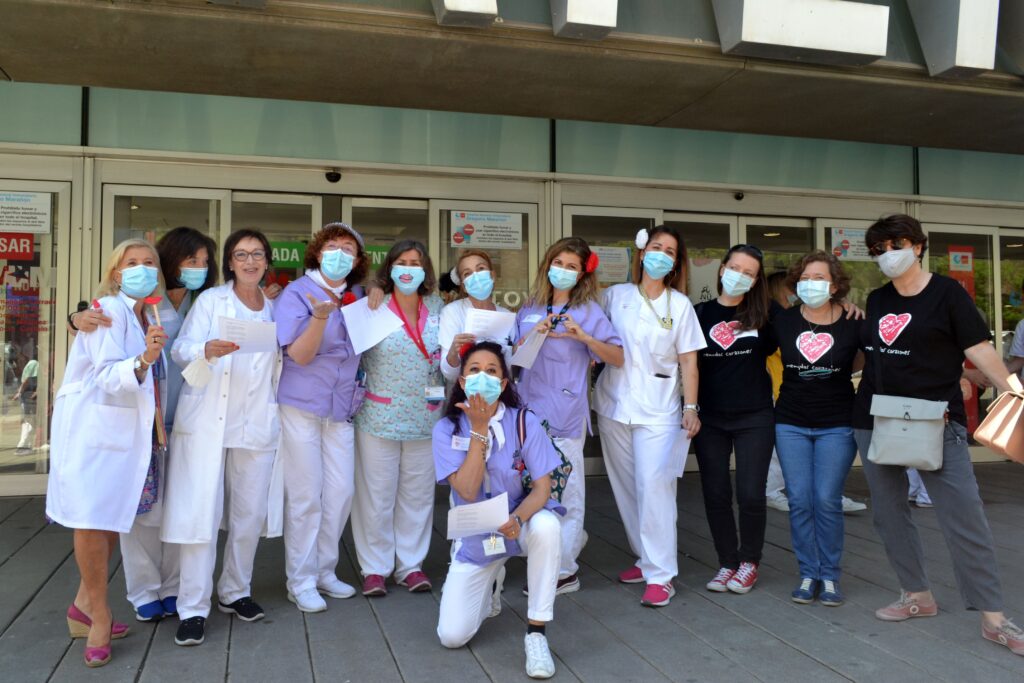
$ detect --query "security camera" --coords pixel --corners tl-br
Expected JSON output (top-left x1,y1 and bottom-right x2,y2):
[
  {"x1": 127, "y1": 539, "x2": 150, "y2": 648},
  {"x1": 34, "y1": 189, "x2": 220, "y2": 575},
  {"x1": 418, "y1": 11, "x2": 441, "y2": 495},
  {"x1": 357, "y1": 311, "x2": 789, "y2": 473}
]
[
  {"x1": 734, "y1": 192, "x2": 745, "y2": 201},
  {"x1": 325, "y1": 170, "x2": 342, "y2": 183}
]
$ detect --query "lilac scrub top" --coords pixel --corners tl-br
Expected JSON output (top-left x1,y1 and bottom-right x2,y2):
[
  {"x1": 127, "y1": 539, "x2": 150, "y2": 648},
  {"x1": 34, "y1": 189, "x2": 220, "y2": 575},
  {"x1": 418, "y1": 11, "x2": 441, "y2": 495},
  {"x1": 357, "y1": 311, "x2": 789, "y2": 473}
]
[
  {"x1": 275, "y1": 275, "x2": 364, "y2": 422},
  {"x1": 433, "y1": 406, "x2": 563, "y2": 566},
  {"x1": 514, "y1": 300, "x2": 622, "y2": 439}
]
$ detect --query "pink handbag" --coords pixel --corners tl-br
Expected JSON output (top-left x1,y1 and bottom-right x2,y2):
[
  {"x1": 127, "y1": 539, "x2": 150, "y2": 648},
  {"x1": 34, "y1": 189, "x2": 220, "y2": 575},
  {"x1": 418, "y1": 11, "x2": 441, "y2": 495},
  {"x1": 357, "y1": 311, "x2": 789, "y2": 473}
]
[{"x1": 974, "y1": 374, "x2": 1024, "y2": 464}]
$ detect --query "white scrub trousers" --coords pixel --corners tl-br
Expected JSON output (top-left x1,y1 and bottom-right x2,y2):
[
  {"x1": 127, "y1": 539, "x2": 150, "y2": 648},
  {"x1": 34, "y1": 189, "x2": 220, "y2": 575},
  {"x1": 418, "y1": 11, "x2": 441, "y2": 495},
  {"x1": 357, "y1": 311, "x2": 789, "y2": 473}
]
[
  {"x1": 351, "y1": 431, "x2": 434, "y2": 581},
  {"x1": 598, "y1": 416, "x2": 682, "y2": 585},
  {"x1": 280, "y1": 404, "x2": 356, "y2": 595},
  {"x1": 121, "y1": 518, "x2": 180, "y2": 609},
  {"x1": 438, "y1": 509, "x2": 561, "y2": 648},
  {"x1": 177, "y1": 447, "x2": 275, "y2": 619},
  {"x1": 554, "y1": 435, "x2": 586, "y2": 579}
]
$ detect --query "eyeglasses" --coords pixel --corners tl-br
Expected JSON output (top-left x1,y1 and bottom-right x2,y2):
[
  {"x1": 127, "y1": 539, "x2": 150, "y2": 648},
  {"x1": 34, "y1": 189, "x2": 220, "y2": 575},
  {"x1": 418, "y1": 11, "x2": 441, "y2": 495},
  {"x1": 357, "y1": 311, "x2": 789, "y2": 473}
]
[
  {"x1": 728, "y1": 244, "x2": 764, "y2": 259},
  {"x1": 867, "y1": 238, "x2": 912, "y2": 257},
  {"x1": 232, "y1": 250, "x2": 267, "y2": 263}
]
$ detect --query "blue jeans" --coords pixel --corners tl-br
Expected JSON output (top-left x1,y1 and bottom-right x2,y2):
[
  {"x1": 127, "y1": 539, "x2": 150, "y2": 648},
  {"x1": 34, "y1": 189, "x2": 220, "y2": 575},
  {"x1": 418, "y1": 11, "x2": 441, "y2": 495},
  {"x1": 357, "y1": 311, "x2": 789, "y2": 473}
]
[{"x1": 775, "y1": 424, "x2": 857, "y2": 581}]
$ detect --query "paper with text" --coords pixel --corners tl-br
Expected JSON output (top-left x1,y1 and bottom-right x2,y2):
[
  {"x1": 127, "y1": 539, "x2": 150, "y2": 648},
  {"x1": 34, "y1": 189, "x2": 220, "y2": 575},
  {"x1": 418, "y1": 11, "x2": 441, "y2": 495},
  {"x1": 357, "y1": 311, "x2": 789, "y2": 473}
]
[
  {"x1": 446, "y1": 492, "x2": 509, "y2": 540},
  {"x1": 464, "y1": 308, "x2": 516, "y2": 342},
  {"x1": 510, "y1": 328, "x2": 548, "y2": 369},
  {"x1": 341, "y1": 298, "x2": 404, "y2": 354},
  {"x1": 218, "y1": 317, "x2": 278, "y2": 354}
]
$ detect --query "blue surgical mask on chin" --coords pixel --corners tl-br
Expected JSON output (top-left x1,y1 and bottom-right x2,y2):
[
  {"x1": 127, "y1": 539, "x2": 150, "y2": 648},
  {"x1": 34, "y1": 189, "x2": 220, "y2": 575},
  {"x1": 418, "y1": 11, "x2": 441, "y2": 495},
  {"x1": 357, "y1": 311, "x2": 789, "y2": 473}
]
[
  {"x1": 391, "y1": 265, "x2": 426, "y2": 295},
  {"x1": 547, "y1": 265, "x2": 578, "y2": 291},
  {"x1": 120, "y1": 264, "x2": 159, "y2": 299},
  {"x1": 463, "y1": 270, "x2": 495, "y2": 300},
  {"x1": 720, "y1": 269, "x2": 754, "y2": 297},
  {"x1": 642, "y1": 251, "x2": 675, "y2": 280},
  {"x1": 320, "y1": 248, "x2": 355, "y2": 281},
  {"x1": 178, "y1": 267, "x2": 207, "y2": 291},
  {"x1": 464, "y1": 371, "x2": 503, "y2": 405},
  {"x1": 796, "y1": 280, "x2": 831, "y2": 308}
]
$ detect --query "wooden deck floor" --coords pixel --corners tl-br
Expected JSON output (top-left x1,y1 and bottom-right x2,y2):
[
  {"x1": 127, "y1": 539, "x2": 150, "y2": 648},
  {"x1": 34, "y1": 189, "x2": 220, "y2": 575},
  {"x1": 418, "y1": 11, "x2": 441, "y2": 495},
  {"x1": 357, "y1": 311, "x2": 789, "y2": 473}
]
[{"x1": 2, "y1": 464, "x2": 1024, "y2": 682}]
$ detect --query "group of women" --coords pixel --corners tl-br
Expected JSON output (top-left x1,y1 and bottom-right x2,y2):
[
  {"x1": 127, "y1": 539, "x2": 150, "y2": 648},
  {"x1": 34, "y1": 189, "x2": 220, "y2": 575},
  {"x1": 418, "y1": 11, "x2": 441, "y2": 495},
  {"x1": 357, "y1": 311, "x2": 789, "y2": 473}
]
[{"x1": 45, "y1": 213, "x2": 1022, "y2": 679}]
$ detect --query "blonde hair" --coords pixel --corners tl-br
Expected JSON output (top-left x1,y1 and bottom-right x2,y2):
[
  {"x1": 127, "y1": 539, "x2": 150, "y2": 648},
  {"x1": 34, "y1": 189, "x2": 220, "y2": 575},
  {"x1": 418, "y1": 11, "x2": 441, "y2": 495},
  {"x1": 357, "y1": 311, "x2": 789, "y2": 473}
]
[
  {"x1": 453, "y1": 248, "x2": 494, "y2": 300},
  {"x1": 95, "y1": 238, "x2": 163, "y2": 298},
  {"x1": 527, "y1": 237, "x2": 600, "y2": 309}
]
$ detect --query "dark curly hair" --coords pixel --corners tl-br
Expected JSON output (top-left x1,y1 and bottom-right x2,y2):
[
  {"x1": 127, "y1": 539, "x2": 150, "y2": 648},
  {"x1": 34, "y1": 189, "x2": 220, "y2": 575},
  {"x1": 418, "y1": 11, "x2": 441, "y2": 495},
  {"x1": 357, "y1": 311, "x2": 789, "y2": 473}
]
[
  {"x1": 784, "y1": 250, "x2": 851, "y2": 303},
  {"x1": 444, "y1": 341, "x2": 521, "y2": 435},
  {"x1": 304, "y1": 223, "x2": 368, "y2": 287}
]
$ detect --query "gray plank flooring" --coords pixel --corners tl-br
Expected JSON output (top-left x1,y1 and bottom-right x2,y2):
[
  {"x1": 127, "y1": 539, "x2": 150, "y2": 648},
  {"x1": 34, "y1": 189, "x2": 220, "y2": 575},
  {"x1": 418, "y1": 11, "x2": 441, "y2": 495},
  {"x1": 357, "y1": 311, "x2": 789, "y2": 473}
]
[{"x1": 1, "y1": 464, "x2": 1023, "y2": 682}]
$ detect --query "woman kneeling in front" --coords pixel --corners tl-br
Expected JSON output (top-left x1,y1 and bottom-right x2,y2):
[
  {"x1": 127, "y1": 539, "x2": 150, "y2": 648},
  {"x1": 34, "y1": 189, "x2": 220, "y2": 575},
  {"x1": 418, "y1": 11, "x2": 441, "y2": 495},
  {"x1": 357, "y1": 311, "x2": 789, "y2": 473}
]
[{"x1": 434, "y1": 341, "x2": 562, "y2": 680}]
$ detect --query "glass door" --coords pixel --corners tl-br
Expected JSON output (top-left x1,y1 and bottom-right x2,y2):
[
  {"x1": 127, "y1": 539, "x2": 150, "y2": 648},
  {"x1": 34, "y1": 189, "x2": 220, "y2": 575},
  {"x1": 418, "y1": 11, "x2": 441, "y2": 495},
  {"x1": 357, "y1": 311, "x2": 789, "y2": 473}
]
[
  {"x1": 0, "y1": 181, "x2": 72, "y2": 495},
  {"x1": 817, "y1": 218, "x2": 885, "y2": 308},
  {"x1": 999, "y1": 230, "x2": 1024, "y2": 362},
  {"x1": 342, "y1": 198, "x2": 430, "y2": 287},
  {"x1": 233, "y1": 192, "x2": 321, "y2": 288},
  {"x1": 664, "y1": 212, "x2": 737, "y2": 305},
  {"x1": 739, "y1": 216, "x2": 815, "y2": 282},
  {"x1": 102, "y1": 185, "x2": 230, "y2": 258},
  {"x1": 562, "y1": 206, "x2": 662, "y2": 291}
]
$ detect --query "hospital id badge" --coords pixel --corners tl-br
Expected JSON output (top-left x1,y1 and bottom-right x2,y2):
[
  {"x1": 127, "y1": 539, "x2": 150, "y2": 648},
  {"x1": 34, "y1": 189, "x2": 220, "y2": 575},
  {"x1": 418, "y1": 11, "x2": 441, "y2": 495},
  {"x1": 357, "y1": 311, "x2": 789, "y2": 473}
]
[
  {"x1": 426, "y1": 385, "x2": 445, "y2": 402},
  {"x1": 483, "y1": 534, "x2": 506, "y2": 556}
]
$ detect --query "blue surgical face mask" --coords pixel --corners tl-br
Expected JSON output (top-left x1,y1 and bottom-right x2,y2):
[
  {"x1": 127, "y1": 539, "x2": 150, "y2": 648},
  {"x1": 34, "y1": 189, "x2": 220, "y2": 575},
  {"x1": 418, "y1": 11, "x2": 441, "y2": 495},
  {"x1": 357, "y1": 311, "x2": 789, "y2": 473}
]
[
  {"x1": 179, "y1": 267, "x2": 207, "y2": 291},
  {"x1": 463, "y1": 270, "x2": 494, "y2": 300},
  {"x1": 796, "y1": 280, "x2": 831, "y2": 308},
  {"x1": 320, "y1": 248, "x2": 355, "y2": 281},
  {"x1": 120, "y1": 264, "x2": 159, "y2": 299},
  {"x1": 391, "y1": 265, "x2": 426, "y2": 295},
  {"x1": 721, "y1": 269, "x2": 754, "y2": 297},
  {"x1": 547, "y1": 265, "x2": 579, "y2": 291},
  {"x1": 642, "y1": 250, "x2": 675, "y2": 280},
  {"x1": 464, "y1": 371, "x2": 503, "y2": 405}
]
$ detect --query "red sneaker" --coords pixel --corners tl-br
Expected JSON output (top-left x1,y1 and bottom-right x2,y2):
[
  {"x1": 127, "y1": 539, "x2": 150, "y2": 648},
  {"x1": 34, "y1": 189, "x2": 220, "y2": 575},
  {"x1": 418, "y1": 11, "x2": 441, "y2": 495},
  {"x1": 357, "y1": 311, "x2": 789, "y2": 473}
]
[
  {"x1": 640, "y1": 583, "x2": 675, "y2": 607},
  {"x1": 726, "y1": 562, "x2": 758, "y2": 594},
  {"x1": 361, "y1": 574, "x2": 387, "y2": 597},
  {"x1": 618, "y1": 566, "x2": 644, "y2": 584},
  {"x1": 982, "y1": 619, "x2": 1024, "y2": 656},
  {"x1": 705, "y1": 567, "x2": 736, "y2": 592},
  {"x1": 398, "y1": 570, "x2": 432, "y2": 593}
]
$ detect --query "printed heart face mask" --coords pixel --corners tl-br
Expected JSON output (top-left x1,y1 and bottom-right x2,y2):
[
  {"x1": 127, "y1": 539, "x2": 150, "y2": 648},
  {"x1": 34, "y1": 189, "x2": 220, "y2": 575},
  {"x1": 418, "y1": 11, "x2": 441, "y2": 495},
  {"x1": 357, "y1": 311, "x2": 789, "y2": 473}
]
[
  {"x1": 797, "y1": 331, "x2": 833, "y2": 363},
  {"x1": 878, "y1": 313, "x2": 912, "y2": 346},
  {"x1": 709, "y1": 320, "x2": 741, "y2": 350}
]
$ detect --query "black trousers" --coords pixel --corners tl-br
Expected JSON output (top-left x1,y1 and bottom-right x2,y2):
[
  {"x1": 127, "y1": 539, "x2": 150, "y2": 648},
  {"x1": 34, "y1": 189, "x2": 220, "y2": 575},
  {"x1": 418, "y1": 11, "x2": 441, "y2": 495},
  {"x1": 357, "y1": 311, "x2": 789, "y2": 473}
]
[{"x1": 693, "y1": 408, "x2": 775, "y2": 569}]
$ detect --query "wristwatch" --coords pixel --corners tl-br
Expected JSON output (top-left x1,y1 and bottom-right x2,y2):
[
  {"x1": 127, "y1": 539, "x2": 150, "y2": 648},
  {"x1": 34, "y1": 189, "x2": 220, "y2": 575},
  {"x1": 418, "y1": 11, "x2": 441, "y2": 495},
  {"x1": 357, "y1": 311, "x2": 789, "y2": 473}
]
[
  {"x1": 134, "y1": 355, "x2": 152, "y2": 371},
  {"x1": 512, "y1": 514, "x2": 523, "y2": 528},
  {"x1": 683, "y1": 403, "x2": 700, "y2": 414}
]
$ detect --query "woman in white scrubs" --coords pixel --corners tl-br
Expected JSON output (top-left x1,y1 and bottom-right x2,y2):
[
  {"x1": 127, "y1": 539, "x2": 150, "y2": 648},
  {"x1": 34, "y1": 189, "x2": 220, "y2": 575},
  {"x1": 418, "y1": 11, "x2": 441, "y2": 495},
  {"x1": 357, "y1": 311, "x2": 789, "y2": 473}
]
[
  {"x1": 163, "y1": 228, "x2": 283, "y2": 647},
  {"x1": 47, "y1": 238, "x2": 168, "y2": 667},
  {"x1": 593, "y1": 225, "x2": 705, "y2": 608}
]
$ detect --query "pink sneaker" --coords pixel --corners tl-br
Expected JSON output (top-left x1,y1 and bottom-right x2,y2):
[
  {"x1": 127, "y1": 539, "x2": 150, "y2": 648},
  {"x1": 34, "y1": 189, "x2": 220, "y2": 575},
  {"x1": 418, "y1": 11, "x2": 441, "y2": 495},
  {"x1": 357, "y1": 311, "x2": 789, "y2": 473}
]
[
  {"x1": 726, "y1": 562, "x2": 758, "y2": 594},
  {"x1": 361, "y1": 574, "x2": 387, "y2": 597},
  {"x1": 875, "y1": 592, "x2": 938, "y2": 621},
  {"x1": 982, "y1": 619, "x2": 1024, "y2": 656},
  {"x1": 618, "y1": 566, "x2": 644, "y2": 584},
  {"x1": 397, "y1": 570, "x2": 432, "y2": 593},
  {"x1": 640, "y1": 583, "x2": 675, "y2": 607},
  {"x1": 705, "y1": 567, "x2": 736, "y2": 592}
]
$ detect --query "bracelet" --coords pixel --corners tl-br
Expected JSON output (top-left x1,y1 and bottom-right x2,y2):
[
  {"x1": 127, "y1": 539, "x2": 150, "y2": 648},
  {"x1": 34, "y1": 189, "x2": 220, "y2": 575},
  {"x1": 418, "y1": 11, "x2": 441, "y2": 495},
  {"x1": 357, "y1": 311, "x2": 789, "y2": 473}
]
[
  {"x1": 137, "y1": 354, "x2": 153, "y2": 369},
  {"x1": 469, "y1": 430, "x2": 489, "y2": 446},
  {"x1": 512, "y1": 514, "x2": 523, "y2": 528},
  {"x1": 313, "y1": 314, "x2": 329, "y2": 320},
  {"x1": 683, "y1": 404, "x2": 700, "y2": 414},
  {"x1": 67, "y1": 311, "x2": 79, "y2": 331}
]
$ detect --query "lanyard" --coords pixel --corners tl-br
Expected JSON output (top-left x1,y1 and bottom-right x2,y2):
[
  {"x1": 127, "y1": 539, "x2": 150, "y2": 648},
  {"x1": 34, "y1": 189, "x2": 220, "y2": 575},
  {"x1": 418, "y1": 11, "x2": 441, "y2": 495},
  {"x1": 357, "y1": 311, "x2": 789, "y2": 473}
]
[
  {"x1": 546, "y1": 298, "x2": 571, "y2": 328},
  {"x1": 638, "y1": 284, "x2": 673, "y2": 330},
  {"x1": 394, "y1": 298, "x2": 431, "y2": 363}
]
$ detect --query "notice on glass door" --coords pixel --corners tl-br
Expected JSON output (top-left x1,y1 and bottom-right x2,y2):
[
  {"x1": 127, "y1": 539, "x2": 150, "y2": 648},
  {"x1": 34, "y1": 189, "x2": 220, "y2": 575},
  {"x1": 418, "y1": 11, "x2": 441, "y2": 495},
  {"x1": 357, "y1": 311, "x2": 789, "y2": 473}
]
[
  {"x1": 830, "y1": 227, "x2": 871, "y2": 261},
  {"x1": 0, "y1": 192, "x2": 51, "y2": 233},
  {"x1": 451, "y1": 211, "x2": 522, "y2": 250}
]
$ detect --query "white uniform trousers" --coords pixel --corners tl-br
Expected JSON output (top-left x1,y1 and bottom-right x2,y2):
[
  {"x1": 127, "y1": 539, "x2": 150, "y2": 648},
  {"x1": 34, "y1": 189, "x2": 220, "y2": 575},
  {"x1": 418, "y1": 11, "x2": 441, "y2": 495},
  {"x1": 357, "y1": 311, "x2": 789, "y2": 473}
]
[
  {"x1": 598, "y1": 416, "x2": 681, "y2": 584},
  {"x1": 438, "y1": 509, "x2": 561, "y2": 649},
  {"x1": 554, "y1": 435, "x2": 586, "y2": 579},
  {"x1": 121, "y1": 519, "x2": 180, "y2": 608},
  {"x1": 280, "y1": 404, "x2": 355, "y2": 595},
  {"x1": 351, "y1": 431, "x2": 434, "y2": 580},
  {"x1": 177, "y1": 447, "x2": 275, "y2": 619}
]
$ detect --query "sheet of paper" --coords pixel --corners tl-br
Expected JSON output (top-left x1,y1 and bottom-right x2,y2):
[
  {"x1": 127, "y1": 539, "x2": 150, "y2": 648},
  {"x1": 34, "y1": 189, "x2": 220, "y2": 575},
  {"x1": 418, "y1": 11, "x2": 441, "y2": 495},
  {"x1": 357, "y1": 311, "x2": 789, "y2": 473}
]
[
  {"x1": 670, "y1": 430, "x2": 693, "y2": 479},
  {"x1": 464, "y1": 308, "x2": 516, "y2": 342},
  {"x1": 340, "y1": 298, "x2": 404, "y2": 354},
  {"x1": 510, "y1": 328, "x2": 548, "y2": 369},
  {"x1": 218, "y1": 317, "x2": 278, "y2": 354},
  {"x1": 446, "y1": 492, "x2": 509, "y2": 540}
]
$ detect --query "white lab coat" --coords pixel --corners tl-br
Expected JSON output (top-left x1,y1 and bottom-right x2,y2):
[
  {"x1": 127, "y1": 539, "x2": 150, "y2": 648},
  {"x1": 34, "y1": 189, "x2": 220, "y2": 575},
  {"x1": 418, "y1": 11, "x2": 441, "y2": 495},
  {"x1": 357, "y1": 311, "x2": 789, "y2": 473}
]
[
  {"x1": 46, "y1": 291, "x2": 156, "y2": 533},
  {"x1": 160, "y1": 283, "x2": 284, "y2": 545}
]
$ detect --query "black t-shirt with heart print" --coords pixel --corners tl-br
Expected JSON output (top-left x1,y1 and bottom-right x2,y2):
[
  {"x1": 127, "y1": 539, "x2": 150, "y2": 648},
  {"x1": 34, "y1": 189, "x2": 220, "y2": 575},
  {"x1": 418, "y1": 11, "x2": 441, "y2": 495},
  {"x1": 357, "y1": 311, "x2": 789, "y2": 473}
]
[
  {"x1": 694, "y1": 298, "x2": 781, "y2": 416},
  {"x1": 772, "y1": 306, "x2": 863, "y2": 428},
  {"x1": 853, "y1": 274, "x2": 991, "y2": 429}
]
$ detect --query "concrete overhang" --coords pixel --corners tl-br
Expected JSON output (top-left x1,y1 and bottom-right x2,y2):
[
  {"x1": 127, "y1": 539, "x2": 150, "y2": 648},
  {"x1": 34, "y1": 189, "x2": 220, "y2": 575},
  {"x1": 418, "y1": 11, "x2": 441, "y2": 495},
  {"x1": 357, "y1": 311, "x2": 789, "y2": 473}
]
[{"x1": 1, "y1": 0, "x2": 1022, "y2": 154}]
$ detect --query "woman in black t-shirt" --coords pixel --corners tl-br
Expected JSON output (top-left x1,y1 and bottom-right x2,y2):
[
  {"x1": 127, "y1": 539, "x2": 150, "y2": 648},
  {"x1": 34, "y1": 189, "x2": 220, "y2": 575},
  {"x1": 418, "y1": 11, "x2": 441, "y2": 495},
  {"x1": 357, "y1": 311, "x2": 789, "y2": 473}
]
[
  {"x1": 856, "y1": 214, "x2": 1023, "y2": 656},
  {"x1": 694, "y1": 244, "x2": 779, "y2": 595},
  {"x1": 772, "y1": 251, "x2": 862, "y2": 608}
]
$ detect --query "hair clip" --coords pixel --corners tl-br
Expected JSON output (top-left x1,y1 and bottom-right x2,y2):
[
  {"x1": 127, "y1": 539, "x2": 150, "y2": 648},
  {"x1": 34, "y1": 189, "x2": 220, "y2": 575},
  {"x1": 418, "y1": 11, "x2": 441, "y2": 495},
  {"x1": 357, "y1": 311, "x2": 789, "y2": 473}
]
[
  {"x1": 458, "y1": 341, "x2": 474, "y2": 358},
  {"x1": 635, "y1": 229, "x2": 649, "y2": 250},
  {"x1": 585, "y1": 252, "x2": 600, "y2": 273},
  {"x1": 449, "y1": 267, "x2": 461, "y2": 286}
]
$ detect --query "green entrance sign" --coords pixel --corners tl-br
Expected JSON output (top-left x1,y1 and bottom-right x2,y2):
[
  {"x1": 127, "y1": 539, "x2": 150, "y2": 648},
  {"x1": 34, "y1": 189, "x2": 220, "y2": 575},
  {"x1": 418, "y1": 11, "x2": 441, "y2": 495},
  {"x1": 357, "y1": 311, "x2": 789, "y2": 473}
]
[
  {"x1": 271, "y1": 241, "x2": 306, "y2": 268},
  {"x1": 366, "y1": 244, "x2": 390, "y2": 268}
]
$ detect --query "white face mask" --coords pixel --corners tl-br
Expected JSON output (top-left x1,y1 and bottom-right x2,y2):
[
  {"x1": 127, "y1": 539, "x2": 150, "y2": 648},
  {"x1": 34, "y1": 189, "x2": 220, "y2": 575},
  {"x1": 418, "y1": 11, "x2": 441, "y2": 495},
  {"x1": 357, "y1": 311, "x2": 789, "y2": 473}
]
[{"x1": 875, "y1": 247, "x2": 917, "y2": 279}]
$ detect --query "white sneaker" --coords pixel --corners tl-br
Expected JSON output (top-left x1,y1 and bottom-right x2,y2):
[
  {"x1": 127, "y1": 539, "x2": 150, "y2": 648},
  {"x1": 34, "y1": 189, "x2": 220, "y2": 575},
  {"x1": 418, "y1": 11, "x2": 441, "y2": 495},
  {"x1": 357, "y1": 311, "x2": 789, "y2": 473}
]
[
  {"x1": 841, "y1": 497, "x2": 867, "y2": 513},
  {"x1": 489, "y1": 565, "x2": 505, "y2": 618},
  {"x1": 317, "y1": 576, "x2": 356, "y2": 599},
  {"x1": 524, "y1": 633, "x2": 556, "y2": 679},
  {"x1": 766, "y1": 493, "x2": 790, "y2": 512},
  {"x1": 288, "y1": 588, "x2": 327, "y2": 613}
]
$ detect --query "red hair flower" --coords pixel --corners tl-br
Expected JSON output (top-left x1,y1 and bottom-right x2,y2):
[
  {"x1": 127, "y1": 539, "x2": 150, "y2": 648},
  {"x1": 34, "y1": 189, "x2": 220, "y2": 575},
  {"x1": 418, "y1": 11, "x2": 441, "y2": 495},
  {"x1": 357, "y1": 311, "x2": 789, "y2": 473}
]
[
  {"x1": 341, "y1": 291, "x2": 357, "y2": 306},
  {"x1": 585, "y1": 252, "x2": 600, "y2": 273},
  {"x1": 458, "y1": 342, "x2": 474, "y2": 358}
]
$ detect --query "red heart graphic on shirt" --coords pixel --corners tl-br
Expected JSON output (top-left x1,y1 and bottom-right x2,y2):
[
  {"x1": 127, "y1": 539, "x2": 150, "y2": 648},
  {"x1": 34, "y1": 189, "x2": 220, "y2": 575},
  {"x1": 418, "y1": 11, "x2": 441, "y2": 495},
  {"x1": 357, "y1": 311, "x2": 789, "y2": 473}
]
[
  {"x1": 709, "y1": 320, "x2": 741, "y2": 350},
  {"x1": 796, "y1": 331, "x2": 834, "y2": 364},
  {"x1": 878, "y1": 313, "x2": 912, "y2": 346}
]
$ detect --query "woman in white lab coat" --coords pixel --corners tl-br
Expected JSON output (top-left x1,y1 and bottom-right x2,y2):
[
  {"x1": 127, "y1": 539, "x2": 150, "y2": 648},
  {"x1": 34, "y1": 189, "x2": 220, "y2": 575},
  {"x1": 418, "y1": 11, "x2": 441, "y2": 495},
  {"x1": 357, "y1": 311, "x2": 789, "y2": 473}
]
[
  {"x1": 46, "y1": 238, "x2": 169, "y2": 668},
  {"x1": 593, "y1": 225, "x2": 705, "y2": 608},
  {"x1": 438, "y1": 249, "x2": 516, "y2": 384},
  {"x1": 162, "y1": 228, "x2": 283, "y2": 648}
]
